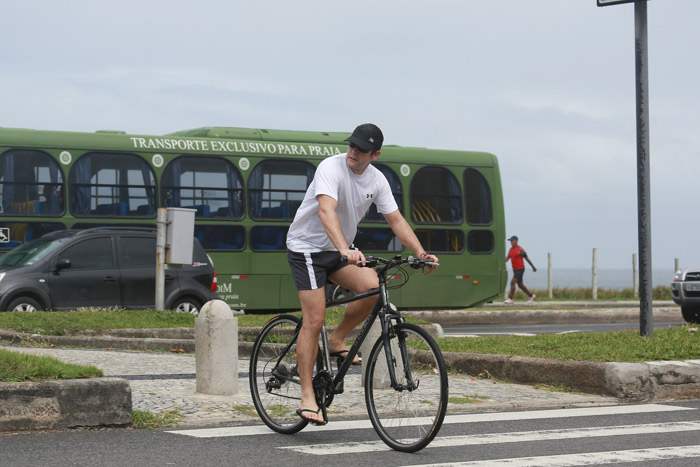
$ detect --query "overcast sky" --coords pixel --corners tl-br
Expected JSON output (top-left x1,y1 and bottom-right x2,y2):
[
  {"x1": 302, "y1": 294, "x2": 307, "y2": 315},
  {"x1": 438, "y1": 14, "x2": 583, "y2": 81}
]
[{"x1": 3, "y1": 0, "x2": 698, "y2": 270}]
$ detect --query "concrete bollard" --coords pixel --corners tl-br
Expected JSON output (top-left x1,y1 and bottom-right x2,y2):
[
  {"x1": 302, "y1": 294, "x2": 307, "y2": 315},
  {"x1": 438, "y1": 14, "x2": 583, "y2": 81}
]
[
  {"x1": 195, "y1": 300, "x2": 238, "y2": 395},
  {"x1": 360, "y1": 318, "x2": 403, "y2": 389}
]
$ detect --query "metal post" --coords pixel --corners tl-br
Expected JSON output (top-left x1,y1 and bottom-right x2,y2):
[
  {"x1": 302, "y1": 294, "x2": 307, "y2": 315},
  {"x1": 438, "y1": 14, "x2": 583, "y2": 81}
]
[
  {"x1": 633, "y1": 253, "x2": 639, "y2": 297},
  {"x1": 675, "y1": 258, "x2": 680, "y2": 272},
  {"x1": 635, "y1": 1, "x2": 653, "y2": 336},
  {"x1": 156, "y1": 207, "x2": 167, "y2": 311},
  {"x1": 547, "y1": 253, "x2": 553, "y2": 299},
  {"x1": 592, "y1": 248, "x2": 598, "y2": 300}
]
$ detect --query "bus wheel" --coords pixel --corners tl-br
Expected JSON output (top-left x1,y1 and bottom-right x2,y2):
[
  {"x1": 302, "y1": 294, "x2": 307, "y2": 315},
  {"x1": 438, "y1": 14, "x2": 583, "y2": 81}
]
[
  {"x1": 8, "y1": 297, "x2": 42, "y2": 312},
  {"x1": 172, "y1": 297, "x2": 202, "y2": 315}
]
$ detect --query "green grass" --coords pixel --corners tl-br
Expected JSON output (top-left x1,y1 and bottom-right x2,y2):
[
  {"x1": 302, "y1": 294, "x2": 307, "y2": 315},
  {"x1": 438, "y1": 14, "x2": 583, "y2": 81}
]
[
  {"x1": 0, "y1": 348, "x2": 103, "y2": 382},
  {"x1": 516, "y1": 286, "x2": 672, "y2": 301},
  {"x1": 131, "y1": 410, "x2": 183, "y2": 429},
  {"x1": 0, "y1": 307, "x2": 428, "y2": 334},
  {"x1": 435, "y1": 325, "x2": 700, "y2": 363},
  {"x1": 0, "y1": 309, "x2": 196, "y2": 335}
]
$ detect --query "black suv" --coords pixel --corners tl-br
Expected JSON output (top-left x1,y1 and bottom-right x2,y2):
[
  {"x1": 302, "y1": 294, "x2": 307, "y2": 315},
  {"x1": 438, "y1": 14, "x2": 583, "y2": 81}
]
[{"x1": 0, "y1": 227, "x2": 218, "y2": 313}]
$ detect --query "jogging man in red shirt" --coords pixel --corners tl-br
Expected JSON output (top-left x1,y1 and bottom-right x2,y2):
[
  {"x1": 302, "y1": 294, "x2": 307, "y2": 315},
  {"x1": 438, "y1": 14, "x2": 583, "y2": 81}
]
[{"x1": 505, "y1": 235, "x2": 537, "y2": 304}]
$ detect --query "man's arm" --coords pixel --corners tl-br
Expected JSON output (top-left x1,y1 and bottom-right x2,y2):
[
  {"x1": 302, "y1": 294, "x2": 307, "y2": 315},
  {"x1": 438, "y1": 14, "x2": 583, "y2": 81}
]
[
  {"x1": 316, "y1": 194, "x2": 365, "y2": 264},
  {"x1": 520, "y1": 248, "x2": 537, "y2": 272},
  {"x1": 383, "y1": 210, "x2": 439, "y2": 270}
]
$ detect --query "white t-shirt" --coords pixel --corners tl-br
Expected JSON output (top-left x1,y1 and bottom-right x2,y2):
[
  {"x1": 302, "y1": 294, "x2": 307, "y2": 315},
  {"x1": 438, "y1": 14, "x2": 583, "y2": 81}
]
[{"x1": 286, "y1": 153, "x2": 399, "y2": 253}]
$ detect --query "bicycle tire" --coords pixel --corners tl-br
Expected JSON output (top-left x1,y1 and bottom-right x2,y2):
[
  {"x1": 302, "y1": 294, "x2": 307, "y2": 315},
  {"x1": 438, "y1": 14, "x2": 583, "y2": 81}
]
[
  {"x1": 364, "y1": 322, "x2": 448, "y2": 452},
  {"x1": 249, "y1": 314, "x2": 310, "y2": 434}
]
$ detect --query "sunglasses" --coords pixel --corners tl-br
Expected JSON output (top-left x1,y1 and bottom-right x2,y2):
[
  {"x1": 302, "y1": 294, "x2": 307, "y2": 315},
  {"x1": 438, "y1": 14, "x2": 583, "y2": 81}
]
[{"x1": 349, "y1": 142, "x2": 371, "y2": 153}]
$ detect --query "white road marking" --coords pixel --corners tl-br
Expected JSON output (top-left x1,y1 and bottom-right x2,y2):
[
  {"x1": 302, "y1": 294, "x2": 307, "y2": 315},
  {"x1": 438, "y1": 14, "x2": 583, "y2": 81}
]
[
  {"x1": 166, "y1": 403, "x2": 693, "y2": 438},
  {"x1": 408, "y1": 445, "x2": 700, "y2": 466},
  {"x1": 281, "y1": 420, "x2": 700, "y2": 455}
]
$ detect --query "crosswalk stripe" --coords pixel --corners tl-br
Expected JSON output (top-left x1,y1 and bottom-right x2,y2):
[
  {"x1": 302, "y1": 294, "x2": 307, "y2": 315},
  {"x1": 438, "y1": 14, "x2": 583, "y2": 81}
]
[
  {"x1": 408, "y1": 445, "x2": 700, "y2": 466},
  {"x1": 280, "y1": 421, "x2": 700, "y2": 455},
  {"x1": 166, "y1": 403, "x2": 693, "y2": 438}
]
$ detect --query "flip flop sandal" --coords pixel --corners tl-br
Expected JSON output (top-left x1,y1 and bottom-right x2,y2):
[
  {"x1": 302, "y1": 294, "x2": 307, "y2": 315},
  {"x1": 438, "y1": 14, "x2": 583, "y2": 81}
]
[{"x1": 296, "y1": 407, "x2": 326, "y2": 426}]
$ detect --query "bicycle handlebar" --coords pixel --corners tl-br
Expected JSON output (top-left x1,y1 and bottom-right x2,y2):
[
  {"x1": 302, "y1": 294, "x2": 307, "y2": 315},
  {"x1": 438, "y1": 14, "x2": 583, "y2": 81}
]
[{"x1": 341, "y1": 255, "x2": 439, "y2": 270}]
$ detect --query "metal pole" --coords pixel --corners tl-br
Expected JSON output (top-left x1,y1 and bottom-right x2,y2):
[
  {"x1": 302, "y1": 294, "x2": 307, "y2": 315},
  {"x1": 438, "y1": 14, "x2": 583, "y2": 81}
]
[
  {"x1": 633, "y1": 253, "x2": 639, "y2": 297},
  {"x1": 547, "y1": 253, "x2": 553, "y2": 299},
  {"x1": 592, "y1": 248, "x2": 598, "y2": 300},
  {"x1": 156, "y1": 207, "x2": 167, "y2": 311},
  {"x1": 635, "y1": 1, "x2": 653, "y2": 336}
]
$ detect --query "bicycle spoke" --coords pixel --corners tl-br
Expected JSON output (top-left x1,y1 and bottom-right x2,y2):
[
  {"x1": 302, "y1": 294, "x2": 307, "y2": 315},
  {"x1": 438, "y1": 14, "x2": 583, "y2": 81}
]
[
  {"x1": 249, "y1": 315, "x2": 308, "y2": 434},
  {"x1": 365, "y1": 323, "x2": 448, "y2": 452}
]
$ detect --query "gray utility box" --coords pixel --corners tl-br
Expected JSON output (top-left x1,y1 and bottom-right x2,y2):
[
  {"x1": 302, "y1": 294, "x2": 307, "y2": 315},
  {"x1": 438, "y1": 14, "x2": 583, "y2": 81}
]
[{"x1": 166, "y1": 208, "x2": 195, "y2": 265}]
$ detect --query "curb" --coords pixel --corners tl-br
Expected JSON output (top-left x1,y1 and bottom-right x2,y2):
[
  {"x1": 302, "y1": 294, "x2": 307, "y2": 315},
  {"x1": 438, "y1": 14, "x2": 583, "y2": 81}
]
[
  {"x1": 403, "y1": 307, "x2": 683, "y2": 326},
  {"x1": 438, "y1": 352, "x2": 700, "y2": 401},
  {"x1": 0, "y1": 377, "x2": 131, "y2": 432}
]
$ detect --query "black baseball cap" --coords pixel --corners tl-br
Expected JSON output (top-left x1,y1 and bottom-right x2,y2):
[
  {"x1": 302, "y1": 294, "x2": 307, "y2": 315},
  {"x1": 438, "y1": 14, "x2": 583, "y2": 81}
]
[
  {"x1": 507, "y1": 236, "x2": 518, "y2": 241},
  {"x1": 344, "y1": 123, "x2": 383, "y2": 152}
]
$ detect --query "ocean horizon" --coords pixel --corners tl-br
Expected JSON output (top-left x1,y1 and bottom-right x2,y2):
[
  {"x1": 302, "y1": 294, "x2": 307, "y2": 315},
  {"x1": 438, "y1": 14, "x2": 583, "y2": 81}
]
[{"x1": 515, "y1": 268, "x2": 675, "y2": 290}]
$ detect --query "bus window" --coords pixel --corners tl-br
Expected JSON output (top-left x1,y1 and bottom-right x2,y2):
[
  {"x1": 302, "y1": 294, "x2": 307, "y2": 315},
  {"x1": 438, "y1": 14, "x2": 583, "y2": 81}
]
[
  {"x1": 249, "y1": 160, "x2": 314, "y2": 220},
  {"x1": 69, "y1": 152, "x2": 156, "y2": 217},
  {"x1": 467, "y1": 230, "x2": 495, "y2": 254},
  {"x1": 0, "y1": 222, "x2": 66, "y2": 249},
  {"x1": 410, "y1": 167, "x2": 462, "y2": 224},
  {"x1": 414, "y1": 229, "x2": 464, "y2": 253},
  {"x1": 161, "y1": 156, "x2": 244, "y2": 219},
  {"x1": 464, "y1": 168, "x2": 493, "y2": 225},
  {"x1": 250, "y1": 225, "x2": 289, "y2": 251},
  {"x1": 0, "y1": 150, "x2": 65, "y2": 216},
  {"x1": 194, "y1": 225, "x2": 245, "y2": 251},
  {"x1": 362, "y1": 164, "x2": 403, "y2": 222},
  {"x1": 354, "y1": 227, "x2": 403, "y2": 252}
]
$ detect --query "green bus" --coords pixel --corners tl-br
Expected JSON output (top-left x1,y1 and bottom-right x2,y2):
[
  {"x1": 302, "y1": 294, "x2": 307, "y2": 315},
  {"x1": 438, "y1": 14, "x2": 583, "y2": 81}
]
[{"x1": 0, "y1": 126, "x2": 507, "y2": 311}]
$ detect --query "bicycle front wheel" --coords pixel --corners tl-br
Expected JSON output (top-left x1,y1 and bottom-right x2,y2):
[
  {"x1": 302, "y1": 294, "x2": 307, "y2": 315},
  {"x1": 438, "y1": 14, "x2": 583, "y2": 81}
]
[
  {"x1": 249, "y1": 314, "x2": 307, "y2": 434},
  {"x1": 365, "y1": 322, "x2": 448, "y2": 452}
]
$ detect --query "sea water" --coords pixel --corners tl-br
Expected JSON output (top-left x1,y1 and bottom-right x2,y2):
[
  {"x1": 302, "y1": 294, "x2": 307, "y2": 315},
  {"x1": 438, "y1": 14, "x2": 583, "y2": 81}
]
[{"x1": 514, "y1": 268, "x2": 675, "y2": 290}]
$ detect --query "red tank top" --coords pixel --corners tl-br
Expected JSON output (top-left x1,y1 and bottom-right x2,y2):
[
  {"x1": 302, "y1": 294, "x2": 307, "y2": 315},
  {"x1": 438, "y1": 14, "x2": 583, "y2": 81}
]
[{"x1": 508, "y1": 246, "x2": 525, "y2": 270}]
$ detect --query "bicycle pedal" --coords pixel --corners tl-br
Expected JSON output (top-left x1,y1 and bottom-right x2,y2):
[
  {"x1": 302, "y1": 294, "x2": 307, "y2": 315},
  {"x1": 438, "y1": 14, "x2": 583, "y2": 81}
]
[{"x1": 334, "y1": 380, "x2": 344, "y2": 394}]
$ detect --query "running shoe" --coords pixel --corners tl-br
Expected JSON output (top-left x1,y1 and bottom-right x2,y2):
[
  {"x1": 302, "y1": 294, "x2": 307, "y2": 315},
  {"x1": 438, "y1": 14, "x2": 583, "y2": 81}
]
[
  {"x1": 504, "y1": 298, "x2": 514, "y2": 304},
  {"x1": 528, "y1": 294, "x2": 537, "y2": 304}
]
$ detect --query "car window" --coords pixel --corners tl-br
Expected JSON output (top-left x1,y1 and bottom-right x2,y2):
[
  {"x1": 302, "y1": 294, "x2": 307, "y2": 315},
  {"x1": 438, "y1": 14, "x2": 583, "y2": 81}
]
[
  {"x1": 0, "y1": 237, "x2": 72, "y2": 267},
  {"x1": 57, "y1": 237, "x2": 114, "y2": 269},
  {"x1": 118, "y1": 236, "x2": 155, "y2": 268}
]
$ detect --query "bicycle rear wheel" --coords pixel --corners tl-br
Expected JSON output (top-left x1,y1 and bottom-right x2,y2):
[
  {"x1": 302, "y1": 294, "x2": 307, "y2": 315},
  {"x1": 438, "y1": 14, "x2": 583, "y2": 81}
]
[
  {"x1": 249, "y1": 314, "x2": 308, "y2": 434},
  {"x1": 365, "y1": 322, "x2": 448, "y2": 452}
]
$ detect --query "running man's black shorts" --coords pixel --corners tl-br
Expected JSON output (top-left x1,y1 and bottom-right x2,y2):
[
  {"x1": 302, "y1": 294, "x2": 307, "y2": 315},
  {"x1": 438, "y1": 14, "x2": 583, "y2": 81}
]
[
  {"x1": 513, "y1": 268, "x2": 525, "y2": 282},
  {"x1": 287, "y1": 250, "x2": 349, "y2": 291}
]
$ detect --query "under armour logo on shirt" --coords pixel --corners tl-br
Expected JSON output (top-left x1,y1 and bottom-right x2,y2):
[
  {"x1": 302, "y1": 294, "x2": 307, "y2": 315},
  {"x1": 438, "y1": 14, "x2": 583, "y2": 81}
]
[{"x1": 367, "y1": 194, "x2": 373, "y2": 199}]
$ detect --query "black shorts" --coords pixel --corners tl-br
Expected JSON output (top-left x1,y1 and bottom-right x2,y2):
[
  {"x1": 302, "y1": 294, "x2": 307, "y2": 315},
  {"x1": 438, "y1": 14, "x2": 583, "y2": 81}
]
[
  {"x1": 287, "y1": 250, "x2": 349, "y2": 291},
  {"x1": 513, "y1": 268, "x2": 525, "y2": 282}
]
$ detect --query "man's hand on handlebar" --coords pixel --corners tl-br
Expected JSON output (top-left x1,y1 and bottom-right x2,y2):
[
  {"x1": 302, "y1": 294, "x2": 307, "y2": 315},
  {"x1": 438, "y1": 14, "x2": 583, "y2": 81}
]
[
  {"x1": 420, "y1": 253, "x2": 439, "y2": 274},
  {"x1": 341, "y1": 248, "x2": 366, "y2": 266}
]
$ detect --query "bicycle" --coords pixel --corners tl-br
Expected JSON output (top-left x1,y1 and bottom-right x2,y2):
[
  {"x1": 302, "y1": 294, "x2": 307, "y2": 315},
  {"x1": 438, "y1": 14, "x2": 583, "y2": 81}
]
[{"x1": 249, "y1": 254, "x2": 448, "y2": 453}]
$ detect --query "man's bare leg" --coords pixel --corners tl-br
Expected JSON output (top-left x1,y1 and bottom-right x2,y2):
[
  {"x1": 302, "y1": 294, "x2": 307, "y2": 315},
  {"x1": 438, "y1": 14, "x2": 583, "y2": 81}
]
[
  {"x1": 296, "y1": 288, "x2": 326, "y2": 424},
  {"x1": 327, "y1": 266, "x2": 379, "y2": 355}
]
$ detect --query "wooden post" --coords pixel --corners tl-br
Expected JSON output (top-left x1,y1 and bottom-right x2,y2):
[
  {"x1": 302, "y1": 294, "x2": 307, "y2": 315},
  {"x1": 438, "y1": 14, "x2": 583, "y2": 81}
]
[
  {"x1": 592, "y1": 248, "x2": 598, "y2": 300},
  {"x1": 675, "y1": 258, "x2": 680, "y2": 272},
  {"x1": 633, "y1": 253, "x2": 639, "y2": 297},
  {"x1": 547, "y1": 253, "x2": 553, "y2": 299}
]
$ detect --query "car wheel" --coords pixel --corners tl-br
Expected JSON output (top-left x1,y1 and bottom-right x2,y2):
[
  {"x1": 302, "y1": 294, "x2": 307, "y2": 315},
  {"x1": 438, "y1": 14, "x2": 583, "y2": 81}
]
[
  {"x1": 172, "y1": 297, "x2": 202, "y2": 315},
  {"x1": 7, "y1": 297, "x2": 42, "y2": 312},
  {"x1": 681, "y1": 305, "x2": 700, "y2": 324}
]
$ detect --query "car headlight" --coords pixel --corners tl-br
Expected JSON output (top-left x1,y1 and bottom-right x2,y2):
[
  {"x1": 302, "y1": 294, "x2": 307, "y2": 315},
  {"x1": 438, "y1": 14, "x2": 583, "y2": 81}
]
[{"x1": 674, "y1": 270, "x2": 683, "y2": 281}]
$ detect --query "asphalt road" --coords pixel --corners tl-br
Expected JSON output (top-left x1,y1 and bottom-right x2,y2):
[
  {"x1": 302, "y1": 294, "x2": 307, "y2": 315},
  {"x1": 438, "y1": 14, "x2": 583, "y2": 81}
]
[{"x1": 2, "y1": 401, "x2": 700, "y2": 466}]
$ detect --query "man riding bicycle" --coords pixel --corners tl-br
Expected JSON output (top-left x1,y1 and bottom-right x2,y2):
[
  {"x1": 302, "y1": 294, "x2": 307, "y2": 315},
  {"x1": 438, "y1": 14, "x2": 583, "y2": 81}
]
[{"x1": 286, "y1": 123, "x2": 439, "y2": 425}]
